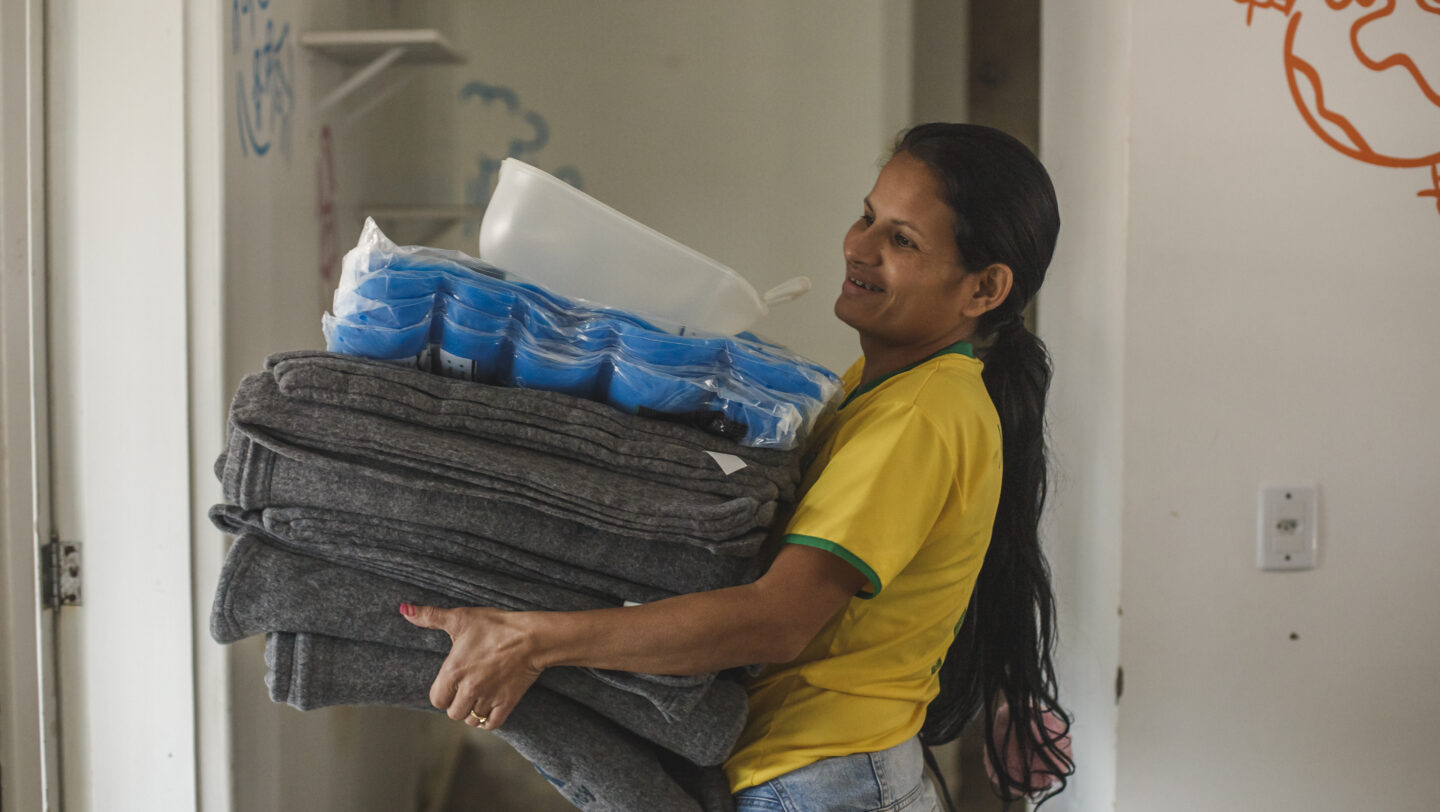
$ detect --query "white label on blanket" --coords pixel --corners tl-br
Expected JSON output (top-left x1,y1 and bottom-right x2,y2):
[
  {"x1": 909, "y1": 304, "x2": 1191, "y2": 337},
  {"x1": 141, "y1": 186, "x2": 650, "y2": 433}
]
[
  {"x1": 705, "y1": 451, "x2": 748, "y2": 475},
  {"x1": 623, "y1": 600, "x2": 643, "y2": 607}
]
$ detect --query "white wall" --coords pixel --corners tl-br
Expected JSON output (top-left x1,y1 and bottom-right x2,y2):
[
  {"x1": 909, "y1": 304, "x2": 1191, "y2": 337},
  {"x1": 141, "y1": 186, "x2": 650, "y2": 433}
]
[
  {"x1": 373, "y1": 0, "x2": 918, "y2": 375},
  {"x1": 219, "y1": 1, "x2": 456, "y2": 810},
  {"x1": 1044, "y1": 1, "x2": 1440, "y2": 809},
  {"x1": 1038, "y1": 1, "x2": 1130, "y2": 809}
]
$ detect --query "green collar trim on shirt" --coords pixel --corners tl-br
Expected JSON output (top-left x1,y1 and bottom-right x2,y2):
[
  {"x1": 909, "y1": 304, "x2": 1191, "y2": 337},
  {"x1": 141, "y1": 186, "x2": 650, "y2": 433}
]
[{"x1": 839, "y1": 340, "x2": 975, "y2": 411}]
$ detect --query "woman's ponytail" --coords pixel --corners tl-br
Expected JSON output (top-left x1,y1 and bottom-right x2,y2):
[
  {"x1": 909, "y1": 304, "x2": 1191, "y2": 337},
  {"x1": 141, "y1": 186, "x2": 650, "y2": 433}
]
[{"x1": 896, "y1": 123, "x2": 1074, "y2": 804}]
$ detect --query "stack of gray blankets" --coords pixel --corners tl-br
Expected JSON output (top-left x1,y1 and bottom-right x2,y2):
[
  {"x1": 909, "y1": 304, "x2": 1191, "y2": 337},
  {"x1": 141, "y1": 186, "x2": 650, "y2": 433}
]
[{"x1": 209, "y1": 350, "x2": 803, "y2": 812}]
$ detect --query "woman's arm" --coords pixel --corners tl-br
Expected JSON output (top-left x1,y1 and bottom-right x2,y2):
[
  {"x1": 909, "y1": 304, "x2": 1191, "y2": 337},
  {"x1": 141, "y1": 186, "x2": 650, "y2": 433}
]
[{"x1": 402, "y1": 543, "x2": 866, "y2": 728}]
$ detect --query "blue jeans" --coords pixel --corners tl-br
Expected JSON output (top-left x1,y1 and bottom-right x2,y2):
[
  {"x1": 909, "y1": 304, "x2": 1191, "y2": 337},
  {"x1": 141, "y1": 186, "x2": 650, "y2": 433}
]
[{"x1": 732, "y1": 737, "x2": 941, "y2": 811}]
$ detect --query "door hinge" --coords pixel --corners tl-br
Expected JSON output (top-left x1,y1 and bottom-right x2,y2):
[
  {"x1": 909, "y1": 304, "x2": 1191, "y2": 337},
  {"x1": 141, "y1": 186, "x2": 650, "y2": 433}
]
[{"x1": 43, "y1": 536, "x2": 82, "y2": 609}]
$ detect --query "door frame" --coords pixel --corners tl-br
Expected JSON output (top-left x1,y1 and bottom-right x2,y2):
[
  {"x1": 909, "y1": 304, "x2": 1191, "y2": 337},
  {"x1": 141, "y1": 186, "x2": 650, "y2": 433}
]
[
  {"x1": 37, "y1": 0, "x2": 228, "y2": 808},
  {"x1": 0, "y1": 0, "x2": 61, "y2": 809}
]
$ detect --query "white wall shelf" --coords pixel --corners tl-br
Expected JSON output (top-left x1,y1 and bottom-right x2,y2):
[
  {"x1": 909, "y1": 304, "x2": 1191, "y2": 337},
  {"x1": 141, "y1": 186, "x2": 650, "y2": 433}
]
[{"x1": 301, "y1": 29, "x2": 464, "y2": 113}]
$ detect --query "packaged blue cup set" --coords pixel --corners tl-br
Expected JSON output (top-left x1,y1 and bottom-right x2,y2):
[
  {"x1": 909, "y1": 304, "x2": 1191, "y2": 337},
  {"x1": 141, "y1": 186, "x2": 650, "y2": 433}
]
[{"x1": 323, "y1": 218, "x2": 840, "y2": 450}]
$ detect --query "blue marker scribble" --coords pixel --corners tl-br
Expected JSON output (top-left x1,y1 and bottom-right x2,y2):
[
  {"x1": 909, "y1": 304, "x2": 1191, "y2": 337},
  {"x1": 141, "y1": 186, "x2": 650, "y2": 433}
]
[
  {"x1": 459, "y1": 81, "x2": 583, "y2": 231},
  {"x1": 460, "y1": 82, "x2": 521, "y2": 115},
  {"x1": 233, "y1": 0, "x2": 293, "y2": 160},
  {"x1": 231, "y1": 0, "x2": 273, "y2": 53},
  {"x1": 512, "y1": 111, "x2": 549, "y2": 158}
]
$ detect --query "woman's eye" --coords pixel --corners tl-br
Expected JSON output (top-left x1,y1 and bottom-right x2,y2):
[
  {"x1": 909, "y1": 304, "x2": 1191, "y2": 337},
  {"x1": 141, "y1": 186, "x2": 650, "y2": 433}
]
[
  {"x1": 860, "y1": 213, "x2": 875, "y2": 226},
  {"x1": 894, "y1": 233, "x2": 914, "y2": 248}
]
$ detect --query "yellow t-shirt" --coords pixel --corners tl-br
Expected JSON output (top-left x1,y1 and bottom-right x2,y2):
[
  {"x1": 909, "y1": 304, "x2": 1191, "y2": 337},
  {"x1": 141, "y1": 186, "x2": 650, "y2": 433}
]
[{"x1": 724, "y1": 342, "x2": 1003, "y2": 792}]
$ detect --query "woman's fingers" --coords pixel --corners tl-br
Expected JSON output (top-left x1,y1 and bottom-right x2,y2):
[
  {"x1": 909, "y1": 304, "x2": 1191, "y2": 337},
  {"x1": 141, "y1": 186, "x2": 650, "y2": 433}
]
[
  {"x1": 428, "y1": 667, "x2": 457, "y2": 712},
  {"x1": 441, "y1": 675, "x2": 523, "y2": 730},
  {"x1": 445, "y1": 676, "x2": 485, "y2": 724},
  {"x1": 464, "y1": 705, "x2": 492, "y2": 728},
  {"x1": 400, "y1": 603, "x2": 451, "y2": 635},
  {"x1": 433, "y1": 671, "x2": 524, "y2": 731},
  {"x1": 403, "y1": 603, "x2": 540, "y2": 730},
  {"x1": 482, "y1": 700, "x2": 515, "y2": 729}
]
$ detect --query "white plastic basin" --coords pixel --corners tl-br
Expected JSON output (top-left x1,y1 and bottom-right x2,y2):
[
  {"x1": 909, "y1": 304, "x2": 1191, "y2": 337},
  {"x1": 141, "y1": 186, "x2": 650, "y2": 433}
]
[{"x1": 478, "y1": 158, "x2": 808, "y2": 335}]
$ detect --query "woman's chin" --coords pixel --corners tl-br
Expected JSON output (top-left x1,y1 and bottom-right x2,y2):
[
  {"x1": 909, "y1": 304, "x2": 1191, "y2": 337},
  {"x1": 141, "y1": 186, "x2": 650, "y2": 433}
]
[{"x1": 833, "y1": 295, "x2": 859, "y2": 328}]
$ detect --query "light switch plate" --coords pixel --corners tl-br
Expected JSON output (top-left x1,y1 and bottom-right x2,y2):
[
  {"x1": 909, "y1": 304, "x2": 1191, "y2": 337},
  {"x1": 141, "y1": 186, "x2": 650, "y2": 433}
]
[{"x1": 1258, "y1": 484, "x2": 1317, "y2": 570}]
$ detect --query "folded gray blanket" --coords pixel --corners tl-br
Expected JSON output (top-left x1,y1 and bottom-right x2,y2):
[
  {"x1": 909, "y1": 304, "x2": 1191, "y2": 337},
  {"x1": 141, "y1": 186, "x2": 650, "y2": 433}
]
[
  {"x1": 227, "y1": 355, "x2": 789, "y2": 549},
  {"x1": 248, "y1": 504, "x2": 676, "y2": 604},
  {"x1": 258, "y1": 626, "x2": 740, "y2": 766},
  {"x1": 211, "y1": 351, "x2": 789, "y2": 811},
  {"x1": 267, "y1": 350, "x2": 797, "y2": 500},
  {"x1": 213, "y1": 533, "x2": 729, "y2": 724},
  {"x1": 262, "y1": 633, "x2": 709, "y2": 810},
  {"x1": 265, "y1": 632, "x2": 735, "y2": 812},
  {"x1": 218, "y1": 435, "x2": 765, "y2": 595},
  {"x1": 211, "y1": 505, "x2": 617, "y2": 613}
]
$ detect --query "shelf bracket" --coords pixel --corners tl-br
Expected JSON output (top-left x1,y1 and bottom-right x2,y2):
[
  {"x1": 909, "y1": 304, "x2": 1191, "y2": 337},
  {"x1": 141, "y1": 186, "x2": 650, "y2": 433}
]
[
  {"x1": 317, "y1": 45, "x2": 406, "y2": 113},
  {"x1": 302, "y1": 29, "x2": 465, "y2": 115},
  {"x1": 342, "y1": 74, "x2": 418, "y2": 128}
]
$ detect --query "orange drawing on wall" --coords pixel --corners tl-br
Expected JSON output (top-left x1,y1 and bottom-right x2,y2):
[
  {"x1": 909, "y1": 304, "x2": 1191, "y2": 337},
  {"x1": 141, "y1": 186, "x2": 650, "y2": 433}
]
[{"x1": 1239, "y1": 0, "x2": 1440, "y2": 214}]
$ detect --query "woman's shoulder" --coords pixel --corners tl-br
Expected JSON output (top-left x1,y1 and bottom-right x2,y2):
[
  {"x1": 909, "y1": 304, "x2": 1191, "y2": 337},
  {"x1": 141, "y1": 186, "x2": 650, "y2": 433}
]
[
  {"x1": 876, "y1": 353, "x2": 990, "y2": 418},
  {"x1": 834, "y1": 354, "x2": 996, "y2": 452}
]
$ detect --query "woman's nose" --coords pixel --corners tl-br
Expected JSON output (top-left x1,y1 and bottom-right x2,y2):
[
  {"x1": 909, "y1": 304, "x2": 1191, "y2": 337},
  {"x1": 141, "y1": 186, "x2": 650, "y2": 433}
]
[{"x1": 844, "y1": 223, "x2": 878, "y2": 265}]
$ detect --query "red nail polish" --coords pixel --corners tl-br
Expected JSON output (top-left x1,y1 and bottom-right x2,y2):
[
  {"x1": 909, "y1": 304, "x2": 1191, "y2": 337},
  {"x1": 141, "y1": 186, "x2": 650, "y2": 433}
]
[{"x1": 400, "y1": 603, "x2": 413, "y2": 617}]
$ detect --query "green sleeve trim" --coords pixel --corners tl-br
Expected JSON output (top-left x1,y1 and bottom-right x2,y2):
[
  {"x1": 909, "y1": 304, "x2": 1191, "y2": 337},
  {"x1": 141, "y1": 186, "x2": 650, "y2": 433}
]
[{"x1": 784, "y1": 534, "x2": 882, "y2": 599}]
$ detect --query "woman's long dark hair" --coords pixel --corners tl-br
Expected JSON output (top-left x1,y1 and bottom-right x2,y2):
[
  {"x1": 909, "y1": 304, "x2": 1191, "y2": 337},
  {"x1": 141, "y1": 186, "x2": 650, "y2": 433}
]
[{"x1": 898, "y1": 123, "x2": 1074, "y2": 804}]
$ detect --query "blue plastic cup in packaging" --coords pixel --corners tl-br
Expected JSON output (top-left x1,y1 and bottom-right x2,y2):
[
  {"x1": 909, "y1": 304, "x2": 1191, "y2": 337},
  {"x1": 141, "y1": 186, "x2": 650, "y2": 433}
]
[
  {"x1": 332, "y1": 289, "x2": 435, "y2": 328},
  {"x1": 327, "y1": 218, "x2": 845, "y2": 449},
  {"x1": 728, "y1": 350, "x2": 827, "y2": 403},
  {"x1": 436, "y1": 315, "x2": 512, "y2": 383},
  {"x1": 618, "y1": 331, "x2": 725, "y2": 370},
  {"x1": 323, "y1": 313, "x2": 432, "y2": 361},
  {"x1": 349, "y1": 268, "x2": 445, "y2": 301},
  {"x1": 719, "y1": 395, "x2": 803, "y2": 449},
  {"x1": 606, "y1": 361, "x2": 716, "y2": 416},
  {"x1": 568, "y1": 318, "x2": 646, "y2": 354},
  {"x1": 441, "y1": 292, "x2": 517, "y2": 332},
  {"x1": 507, "y1": 340, "x2": 605, "y2": 400},
  {"x1": 442, "y1": 272, "x2": 522, "y2": 316}
]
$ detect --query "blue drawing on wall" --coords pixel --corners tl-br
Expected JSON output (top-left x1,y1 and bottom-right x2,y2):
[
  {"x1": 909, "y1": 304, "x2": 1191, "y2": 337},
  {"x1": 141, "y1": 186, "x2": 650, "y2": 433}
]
[
  {"x1": 460, "y1": 81, "x2": 583, "y2": 226},
  {"x1": 233, "y1": 0, "x2": 294, "y2": 159}
]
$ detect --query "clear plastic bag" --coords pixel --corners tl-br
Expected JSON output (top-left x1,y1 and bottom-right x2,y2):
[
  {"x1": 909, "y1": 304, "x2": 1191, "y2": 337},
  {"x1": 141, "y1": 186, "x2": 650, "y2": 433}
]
[{"x1": 324, "y1": 218, "x2": 840, "y2": 449}]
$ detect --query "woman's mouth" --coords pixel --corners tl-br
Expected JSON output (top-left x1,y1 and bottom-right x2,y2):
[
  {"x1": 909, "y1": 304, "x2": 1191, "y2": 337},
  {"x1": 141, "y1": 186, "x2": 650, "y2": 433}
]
[{"x1": 847, "y1": 276, "x2": 884, "y2": 293}]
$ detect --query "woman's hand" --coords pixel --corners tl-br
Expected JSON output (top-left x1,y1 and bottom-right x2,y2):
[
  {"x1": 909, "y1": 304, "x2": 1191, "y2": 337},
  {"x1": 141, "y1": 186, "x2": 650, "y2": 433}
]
[
  {"x1": 983, "y1": 702, "x2": 1074, "y2": 798},
  {"x1": 400, "y1": 603, "x2": 544, "y2": 730},
  {"x1": 395, "y1": 545, "x2": 865, "y2": 728}
]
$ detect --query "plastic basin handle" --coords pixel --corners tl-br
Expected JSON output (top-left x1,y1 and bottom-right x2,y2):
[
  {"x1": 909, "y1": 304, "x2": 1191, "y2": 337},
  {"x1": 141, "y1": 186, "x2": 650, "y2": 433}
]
[{"x1": 761, "y1": 276, "x2": 811, "y2": 307}]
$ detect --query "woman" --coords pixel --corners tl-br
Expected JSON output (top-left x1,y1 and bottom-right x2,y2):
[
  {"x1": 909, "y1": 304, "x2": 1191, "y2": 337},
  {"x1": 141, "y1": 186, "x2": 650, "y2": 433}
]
[{"x1": 402, "y1": 123, "x2": 1073, "y2": 809}]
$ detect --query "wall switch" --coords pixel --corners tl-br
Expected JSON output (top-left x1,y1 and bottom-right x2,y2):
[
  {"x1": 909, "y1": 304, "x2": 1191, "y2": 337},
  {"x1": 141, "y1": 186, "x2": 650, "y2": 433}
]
[{"x1": 1258, "y1": 484, "x2": 1317, "y2": 570}]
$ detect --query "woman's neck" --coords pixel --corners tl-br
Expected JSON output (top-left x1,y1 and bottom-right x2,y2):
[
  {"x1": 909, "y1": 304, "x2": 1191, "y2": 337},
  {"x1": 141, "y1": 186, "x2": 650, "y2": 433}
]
[{"x1": 857, "y1": 332, "x2": 970, "y2": 386}]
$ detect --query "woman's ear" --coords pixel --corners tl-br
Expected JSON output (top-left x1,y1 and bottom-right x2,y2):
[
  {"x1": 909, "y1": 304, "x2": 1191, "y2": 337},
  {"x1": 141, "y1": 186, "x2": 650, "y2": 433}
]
[{"x1": 961, "y1": 263, "x2": 1015, "y2": 318}]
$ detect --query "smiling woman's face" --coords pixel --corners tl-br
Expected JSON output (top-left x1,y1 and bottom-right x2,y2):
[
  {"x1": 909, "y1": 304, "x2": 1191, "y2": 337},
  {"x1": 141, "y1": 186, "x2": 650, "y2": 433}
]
[{"x1": 835, "y1": 153, "x2": 973, "y2": 352}]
